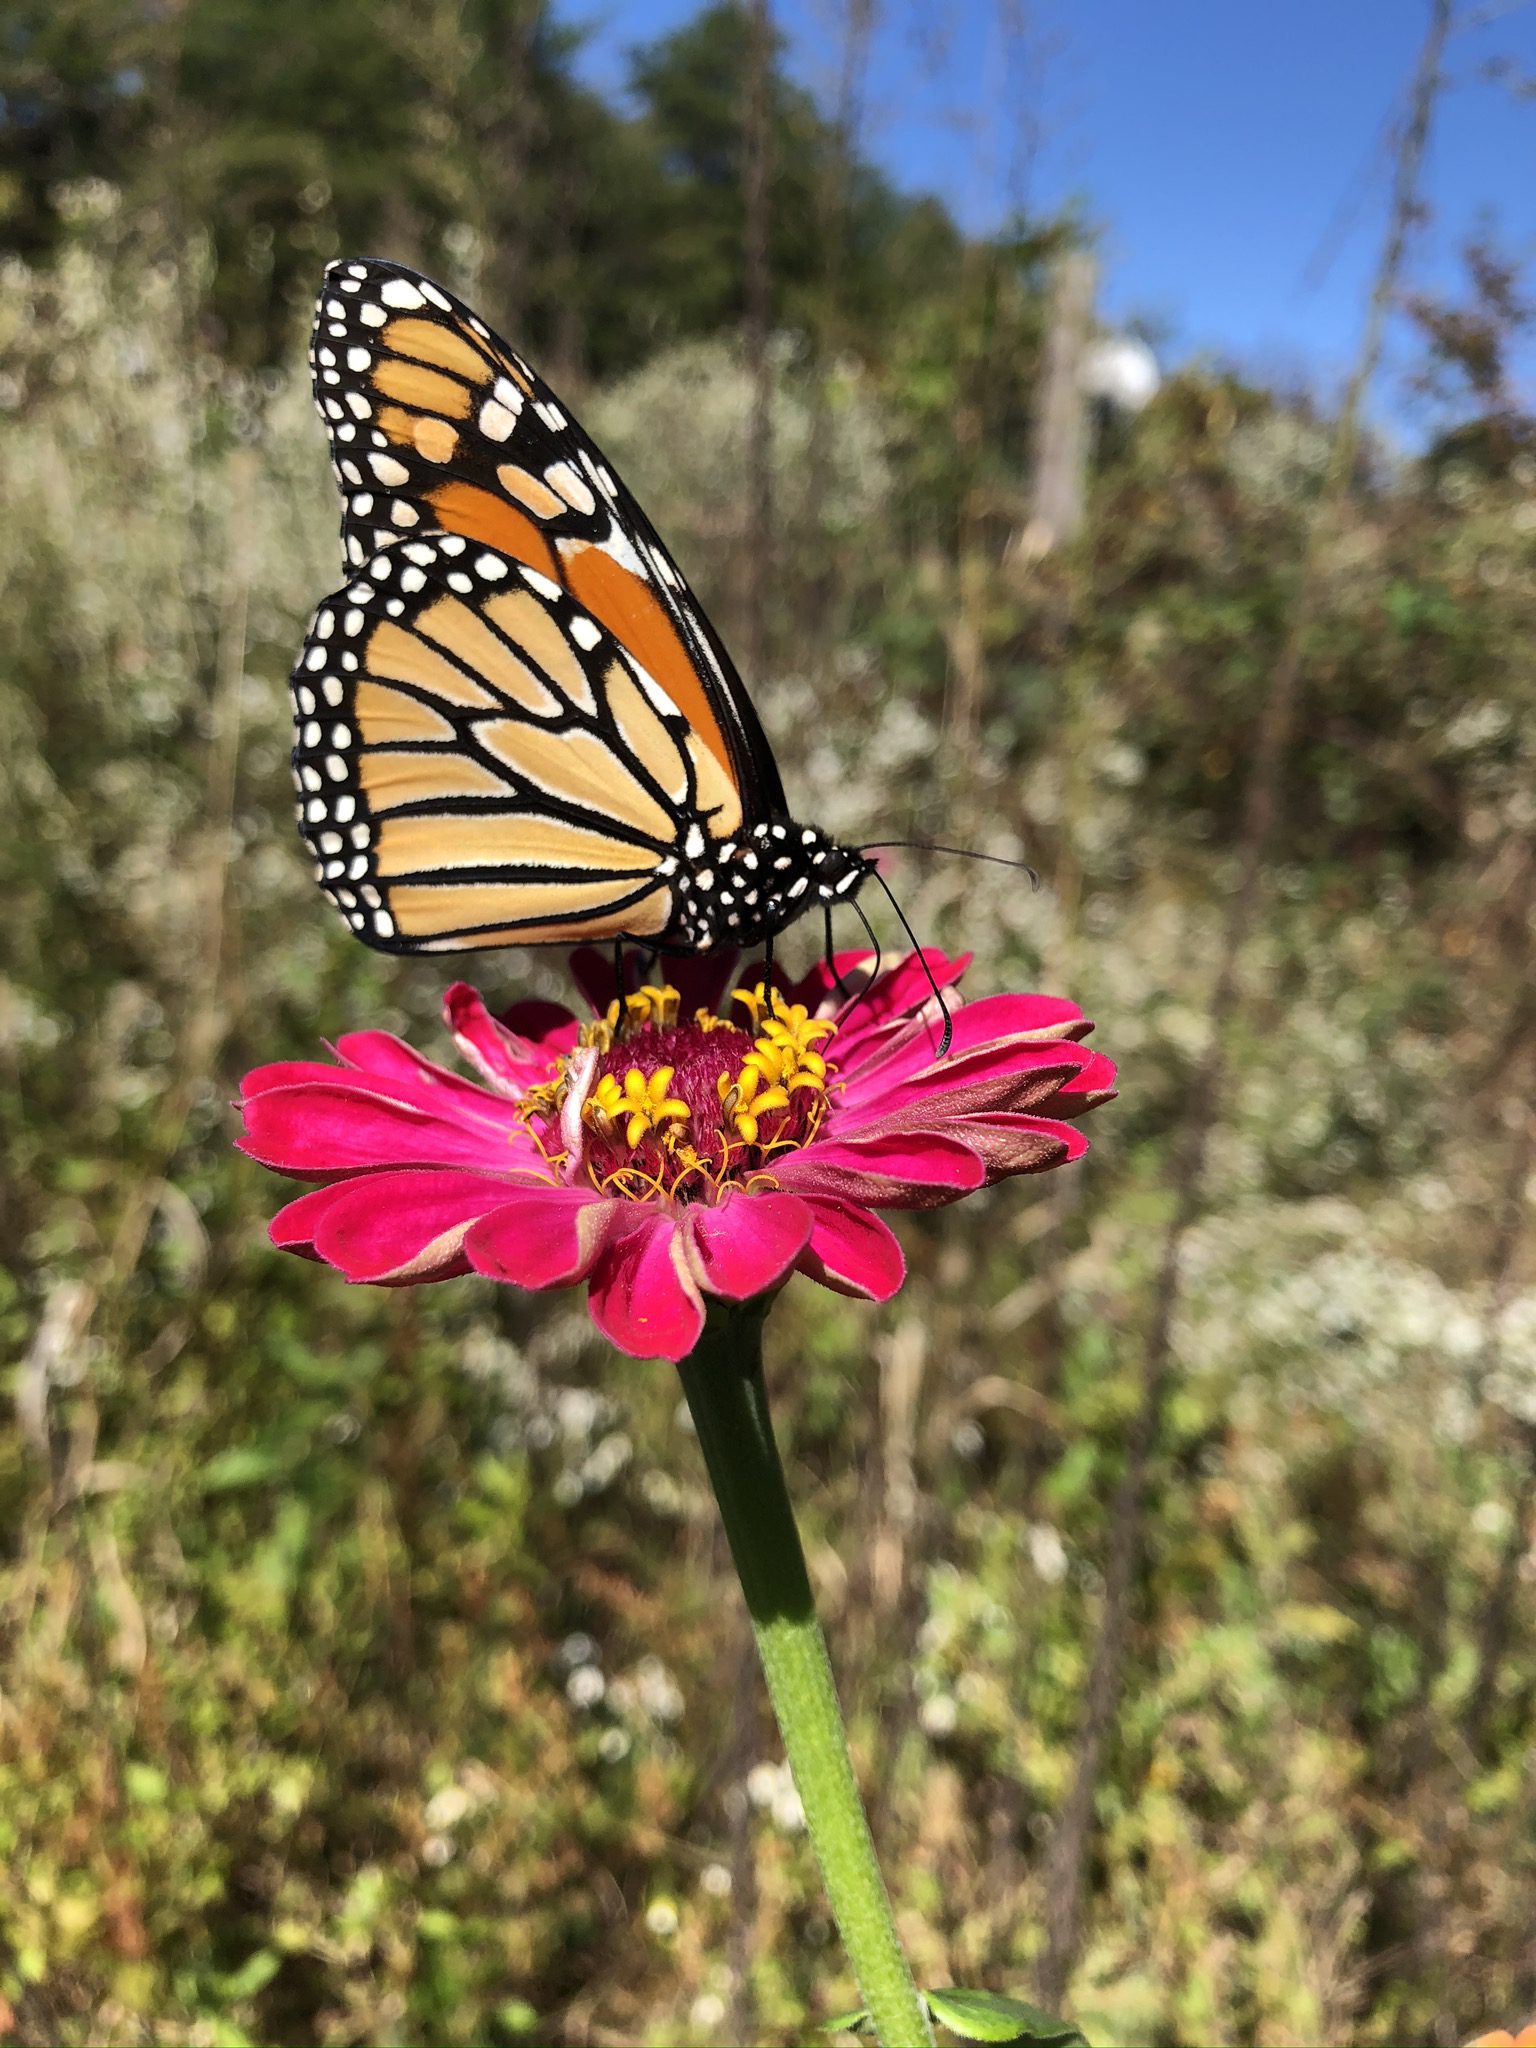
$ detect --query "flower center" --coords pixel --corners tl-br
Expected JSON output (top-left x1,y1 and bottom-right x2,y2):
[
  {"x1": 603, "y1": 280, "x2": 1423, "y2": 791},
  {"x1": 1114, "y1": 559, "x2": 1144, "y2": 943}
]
[{"x1": 518, "y1": 982, "x2": 837, "y2": 1203}]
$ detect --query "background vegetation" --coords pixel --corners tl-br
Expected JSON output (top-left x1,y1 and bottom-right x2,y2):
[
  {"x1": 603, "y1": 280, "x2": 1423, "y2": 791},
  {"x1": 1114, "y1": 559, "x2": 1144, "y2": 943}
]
[{"x1": 3, "y1": 4, "x2": 1536, "y2": 2043}]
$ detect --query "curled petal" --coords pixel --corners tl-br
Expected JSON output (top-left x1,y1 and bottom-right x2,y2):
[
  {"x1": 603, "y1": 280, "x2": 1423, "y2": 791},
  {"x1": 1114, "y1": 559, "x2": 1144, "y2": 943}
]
[
  {"x1": 331, "y1": 1029, "x2": 502, "y2": 1112},
  {"x1": 1054, "y1": 1049, "x2": 1119, "y2": 1109},
  {"x1": 951, "y1": 1113, "x2": 1089, "y2": 1180},
  {"x1": 445, "y1": 983, "x2": 571, "y2": 1095},
  {"x1": 775, "y1": 1129, "x2": 986, "y2": 1209},
  {"x1": 588, "y1": 1214, "x2": 704, "y2": 1361},
  {"x1": 839, "y1": 999, "x2": 1094, "y2": 1107},
  {"x1": 795, "y1": 1199, "x2": 906, "y2": 1300},
  {"x1": 835, "y1": 1042, "x2": 1099, "y2": 1143},
  {"x1": 683, "y1": 1189, "x2": 812, "y2": 1301}
]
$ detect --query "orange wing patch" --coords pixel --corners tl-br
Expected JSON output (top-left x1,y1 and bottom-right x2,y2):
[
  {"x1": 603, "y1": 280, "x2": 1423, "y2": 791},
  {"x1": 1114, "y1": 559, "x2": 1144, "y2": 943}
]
[
  {"x1": 373, "y1": 358, "x2": 473, "y2": 420},
  {"x1": 427, "y1": 483, "x2": 559, "y2": 579},
  {"x1": 382, "y1": 316, "x2": 491, "y2": 382},
  {"x1": 560, "y1": 543, "x2": 737, "y2": 788}
]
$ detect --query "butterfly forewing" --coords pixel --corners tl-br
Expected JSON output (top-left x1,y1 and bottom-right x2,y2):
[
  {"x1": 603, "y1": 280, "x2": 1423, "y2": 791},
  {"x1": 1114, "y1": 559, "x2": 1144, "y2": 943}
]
[
  {"x1": 290, "y1": 530, "x2": 744, "y2": 953},
  {"x1": 308, "y1": 257, "x2": 787, "y2": 819}
]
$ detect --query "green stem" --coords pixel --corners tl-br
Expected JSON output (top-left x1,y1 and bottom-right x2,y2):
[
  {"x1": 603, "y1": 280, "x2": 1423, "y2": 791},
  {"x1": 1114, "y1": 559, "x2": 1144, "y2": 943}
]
[{"x1": 676, "y1": 1300, "x2": 934, "y2": 2048}]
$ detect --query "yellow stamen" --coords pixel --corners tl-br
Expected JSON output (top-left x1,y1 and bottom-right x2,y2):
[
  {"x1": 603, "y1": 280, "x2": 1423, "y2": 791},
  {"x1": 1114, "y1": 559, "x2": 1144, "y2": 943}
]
[
  {"x1": 585, "y1": 1063, "x2": 690, "y2": 1151},
  {"x1": 606, "y1": 982, "x2": 682, "y2": 1033}
]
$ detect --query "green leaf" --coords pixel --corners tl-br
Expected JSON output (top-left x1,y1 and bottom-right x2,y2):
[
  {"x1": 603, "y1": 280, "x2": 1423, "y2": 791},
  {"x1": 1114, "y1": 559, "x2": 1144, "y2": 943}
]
[
  {"x1": 199, "y1": 1443, "x2": 302, "y2": 1492},
  {"x1": 211, "y1": 1948, "x2": 281, "y2": 2001},
  {"x1": 823, "y1": 1990, "x2": 1087, "y2": 2042},
  {"x1": 924, "y1": 1987, "x2": 1088, "y2": 2045}
]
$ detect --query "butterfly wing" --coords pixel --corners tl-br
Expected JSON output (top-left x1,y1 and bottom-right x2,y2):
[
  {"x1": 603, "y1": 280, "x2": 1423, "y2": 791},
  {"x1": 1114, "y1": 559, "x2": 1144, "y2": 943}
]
[
  {"x1": 291, "y1": 530, "x2": 744, "y2": 953},
  {"x1": 308, "y1": 257, "x2": 788, "y2": 825}
]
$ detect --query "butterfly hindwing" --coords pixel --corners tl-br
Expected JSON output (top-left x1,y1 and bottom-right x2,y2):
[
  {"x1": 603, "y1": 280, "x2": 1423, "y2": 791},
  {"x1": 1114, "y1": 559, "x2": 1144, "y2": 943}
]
[
  {"x1": 290, "y1": 530, "x2": 744, "y2": 953},
  {"x1": 308, "y1": 258, "x2": 787, "y2": 820}
]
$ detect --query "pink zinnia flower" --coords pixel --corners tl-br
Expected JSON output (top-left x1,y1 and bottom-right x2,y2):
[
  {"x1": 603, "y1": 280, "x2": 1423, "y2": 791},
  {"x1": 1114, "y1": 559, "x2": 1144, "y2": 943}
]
[{"x1": 237, "y1": 948, "x2": 1115, "y2": 1361}]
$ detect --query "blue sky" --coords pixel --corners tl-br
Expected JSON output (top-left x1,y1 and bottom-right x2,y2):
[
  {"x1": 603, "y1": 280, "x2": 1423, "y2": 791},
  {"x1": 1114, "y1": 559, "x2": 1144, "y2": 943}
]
[{"x1": 558, "y1": 0, "x2": 1536, "y2": 433}]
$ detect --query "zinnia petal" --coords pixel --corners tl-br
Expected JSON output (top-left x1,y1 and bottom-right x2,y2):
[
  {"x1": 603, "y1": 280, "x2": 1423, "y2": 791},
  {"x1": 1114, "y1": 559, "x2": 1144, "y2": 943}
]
[
  {"x1": 795, "y1": 1199, "x2": 906, "y2": 1300},
  {"x1": 775, "y1": 1129, "x2": 986, "y2": 1208},
  {"x1": 950, "y1": 1113, "x2": 1089, "y2": 1179},
  {"x1": 444, "y1": 983, "x2": 572, "y2": 1095},
  {"x1": 272, "y1": 1167, "x2": 516, "y2": 1282},
  {"x1": 587, "y1": 1214, "x2": 704, "y2": 1361},
  {"x1": 683, "y1": 1189, "x2": 812, "y2": 1301},
  {"x1": 238, "y1": 1076, "x2": 523, "y2": 1176},
  {"x1": 465, "y1": 1186, "x2": 638, "y2": 1289}
]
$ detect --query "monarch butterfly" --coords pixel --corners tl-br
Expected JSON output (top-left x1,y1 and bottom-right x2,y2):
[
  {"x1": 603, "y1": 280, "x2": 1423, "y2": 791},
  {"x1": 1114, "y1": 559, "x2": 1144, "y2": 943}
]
[{"x1": 290, "y1": 257, "x2": 876, "y2": 966}]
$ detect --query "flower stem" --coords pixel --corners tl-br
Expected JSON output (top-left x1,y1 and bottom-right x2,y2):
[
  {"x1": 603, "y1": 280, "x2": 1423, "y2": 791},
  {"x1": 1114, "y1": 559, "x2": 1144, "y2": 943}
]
[{"x1": 677, "y1": 1301, "x2": 934, "y2": 2048}]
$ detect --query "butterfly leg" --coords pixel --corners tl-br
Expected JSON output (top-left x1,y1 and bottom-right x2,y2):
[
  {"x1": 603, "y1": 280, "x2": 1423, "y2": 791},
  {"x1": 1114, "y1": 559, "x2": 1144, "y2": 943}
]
[
  {"x1": 763, "y1": 931, "x2": 774, "y2": 995},
  {"x1": 611, "y1": 940, "x2": 628, "y2": 1023},
  {"x1": 823, "y1": 903, "x2": 854, "y2": 1002}
]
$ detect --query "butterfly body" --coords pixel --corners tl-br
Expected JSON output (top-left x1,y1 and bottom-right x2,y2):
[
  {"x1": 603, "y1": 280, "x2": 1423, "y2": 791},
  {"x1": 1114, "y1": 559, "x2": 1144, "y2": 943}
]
[{"x1": 292, "y1": 258, "x2": 870, "y2": 957}]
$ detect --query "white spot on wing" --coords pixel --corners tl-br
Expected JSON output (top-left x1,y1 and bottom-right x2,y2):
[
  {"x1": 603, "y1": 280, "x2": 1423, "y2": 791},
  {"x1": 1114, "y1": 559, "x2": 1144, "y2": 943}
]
[
  {"x1": 545, "y1": 460, "x2": 596, "y2": 516},
  {"x1": 380, "y1": 278, "x2": 426, "y2": 309},
  {"x1": 479, "y1": 398, "x2": 517, "y2": 442}
]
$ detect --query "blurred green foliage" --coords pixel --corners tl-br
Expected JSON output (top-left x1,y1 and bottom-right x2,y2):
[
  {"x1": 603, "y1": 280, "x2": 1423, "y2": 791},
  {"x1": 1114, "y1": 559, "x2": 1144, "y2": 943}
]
[{"x1": 4, "y1": 12, "x2": 1536, "y2": 2046}]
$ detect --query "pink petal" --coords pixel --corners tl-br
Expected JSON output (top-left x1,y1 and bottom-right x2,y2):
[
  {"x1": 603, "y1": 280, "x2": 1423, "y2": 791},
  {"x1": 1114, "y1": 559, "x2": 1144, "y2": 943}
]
[
  {"x1": 853, "y1": 947, "x2": 972, "y2": 1031},
  {"x1": 269, "y1": 1183, "x2": 343, "y2": 1253},
  {"x1": 796, "y1": 1199, "x2": 906, "y2": 1300},
  {"x1": 1055, "y1": 1049, "x2": 1118, "y2": 1106},
  {"x1": 241, "y1": 1057, "x2": 361, "y2": 1100},
  {"x1": 682, "y1": 1189, "x2": 812, "y2": 1301},
  {"x1": 834, "y1": 1041, "x2": 1097, "y2": 1138},
  {"x1": 445, "y1": 983, "x2": 568, "y2": 1095},
  {"x1": 587, "y1": 1214, "x2": 704, "y2": 1361},
  {"x1": 952, "y1": 1113, "x2": 1089, "y2": 1179},
  {"x1": 839, "y1": 997, "x2": 1091, "y2": 1106},
  {"x1": 775, "y1": 1129, "x2": 985, "y2": 1208},
  {"x1": 273, "y1": 1168, "x2": 513, "y2": 1282},
  {"x1": 741, "y1": 949, "x2": 973, "y2": 1064},
  {"x1": 464, "y1": 1185, "x2": 638, "y2": 1289},
  {"x1": 238, "y1": 1076, "x2": 522, "y2": 1175},
  {"x1": 774, "y1": 949, "x2": 877, "y2": 1017},
  {"x1": 331, "y1": 1029, "x2": 531, "y2": 1122}
]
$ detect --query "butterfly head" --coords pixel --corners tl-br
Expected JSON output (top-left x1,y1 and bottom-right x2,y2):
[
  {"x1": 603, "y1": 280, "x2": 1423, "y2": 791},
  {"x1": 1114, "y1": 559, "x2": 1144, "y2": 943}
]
[{"x1": 665, "y1": 819, "x2": 872, "y2": 952}]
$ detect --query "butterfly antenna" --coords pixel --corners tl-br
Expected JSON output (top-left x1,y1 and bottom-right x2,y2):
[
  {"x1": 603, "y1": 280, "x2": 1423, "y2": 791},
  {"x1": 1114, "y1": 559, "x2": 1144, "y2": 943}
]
[
  {"x1": 849, "y1": 896, "x2": 883, "y2": 1031},
  {"x1": 867, "y1": 869, "x2": 953, "y2": 1059},
  {"x1": 861, "y1": 840, "x2": 1040, "y2": 889}
]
